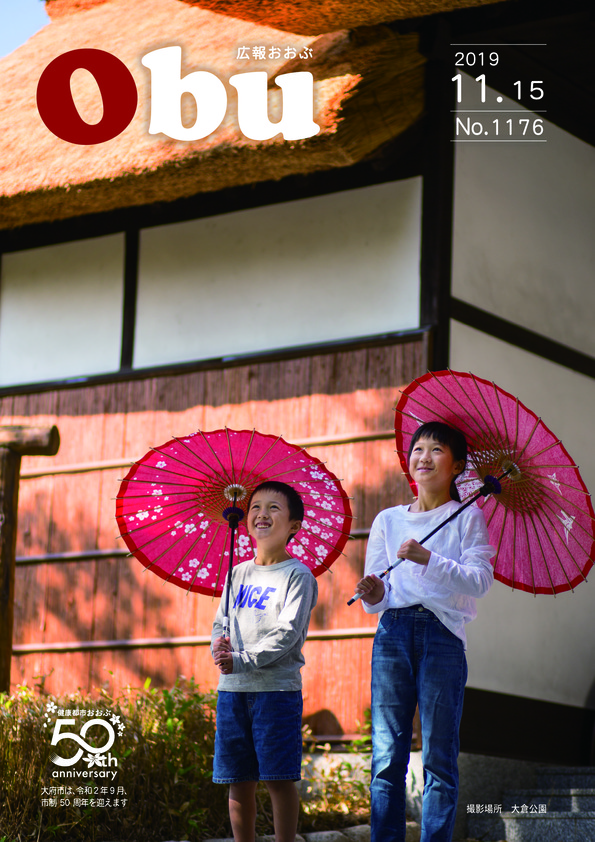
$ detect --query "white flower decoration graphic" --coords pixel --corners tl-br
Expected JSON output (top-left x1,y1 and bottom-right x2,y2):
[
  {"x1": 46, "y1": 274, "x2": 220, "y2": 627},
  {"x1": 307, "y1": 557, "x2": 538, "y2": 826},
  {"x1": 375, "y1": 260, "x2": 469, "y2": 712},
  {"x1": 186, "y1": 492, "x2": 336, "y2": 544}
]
[{"x1": 83, "y1": 752, "x2": 106, "y2": 768}]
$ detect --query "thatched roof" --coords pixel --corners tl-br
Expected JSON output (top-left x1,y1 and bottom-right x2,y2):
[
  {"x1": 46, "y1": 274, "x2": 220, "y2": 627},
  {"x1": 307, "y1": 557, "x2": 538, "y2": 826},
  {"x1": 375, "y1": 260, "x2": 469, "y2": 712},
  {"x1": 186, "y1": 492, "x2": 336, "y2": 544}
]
[
  {"x1": 0, "y1": 0, "x2": 429, "y2": 230},
  {"x1": 176, "y1": 0, "x2": 506, "y2": 36}
]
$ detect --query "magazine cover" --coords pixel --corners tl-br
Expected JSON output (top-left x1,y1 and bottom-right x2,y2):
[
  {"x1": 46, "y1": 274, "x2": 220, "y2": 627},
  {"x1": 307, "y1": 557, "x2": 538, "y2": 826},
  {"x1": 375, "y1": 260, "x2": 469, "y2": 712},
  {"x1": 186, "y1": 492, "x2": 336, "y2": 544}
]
[{"x1": 0, "y1": 1, "x2": 594, "y2": 840}]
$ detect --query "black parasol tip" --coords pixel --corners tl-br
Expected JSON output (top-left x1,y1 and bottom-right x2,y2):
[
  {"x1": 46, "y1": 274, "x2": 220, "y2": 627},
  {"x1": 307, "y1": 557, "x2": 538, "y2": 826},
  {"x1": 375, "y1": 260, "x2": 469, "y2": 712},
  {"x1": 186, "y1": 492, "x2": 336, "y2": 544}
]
[
  {"x1": 480, "y1": 475, "x2": 502, "y2": 496},
  {"x1": 223, "y1": 505, "x2": 245, "y2": 526}
]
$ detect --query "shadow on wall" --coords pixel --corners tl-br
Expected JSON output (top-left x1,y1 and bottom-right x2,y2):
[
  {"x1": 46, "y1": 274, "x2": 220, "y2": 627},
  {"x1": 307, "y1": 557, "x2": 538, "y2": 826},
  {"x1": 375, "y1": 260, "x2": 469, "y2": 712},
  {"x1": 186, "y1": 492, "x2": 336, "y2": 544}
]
[
  {"x1": 11, "y1": 464, "x2": 410, "y2": 703},
  {"x1": 303, "y1": 708, "x2": 344, "y2": 738},
  {"x1": 579, "y1": 675, "x2": 595, "y2": 764},
  {"x1": 12, "y1": 490, "x2": 184, "y2": 692}
]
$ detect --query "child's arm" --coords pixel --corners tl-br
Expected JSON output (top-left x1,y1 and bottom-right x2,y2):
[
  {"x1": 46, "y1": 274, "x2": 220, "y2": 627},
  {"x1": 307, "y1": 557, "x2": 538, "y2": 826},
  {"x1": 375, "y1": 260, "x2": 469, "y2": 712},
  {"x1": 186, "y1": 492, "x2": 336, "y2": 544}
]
[
  {"x1": 356, "y1": 513, "x2": 392, "y2": 613},
  {"x1": 419, "y1": 508, "x2": 495, "y2": 596}
]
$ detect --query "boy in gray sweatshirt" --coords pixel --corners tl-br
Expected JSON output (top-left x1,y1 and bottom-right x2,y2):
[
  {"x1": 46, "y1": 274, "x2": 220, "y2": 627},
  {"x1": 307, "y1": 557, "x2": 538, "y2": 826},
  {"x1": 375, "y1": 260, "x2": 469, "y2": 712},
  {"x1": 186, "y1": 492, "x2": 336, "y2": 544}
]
[{"x1": 211, "y1": 480, "x2": 317, "y2": 842}]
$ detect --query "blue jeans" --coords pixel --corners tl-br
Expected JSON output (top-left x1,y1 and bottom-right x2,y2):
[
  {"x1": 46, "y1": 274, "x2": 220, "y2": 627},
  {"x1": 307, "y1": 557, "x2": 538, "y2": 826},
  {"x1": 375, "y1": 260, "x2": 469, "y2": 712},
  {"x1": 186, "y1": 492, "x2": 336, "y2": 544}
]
[{"x1": 370, "y1": 606, "x2": 467, "y2": 842}]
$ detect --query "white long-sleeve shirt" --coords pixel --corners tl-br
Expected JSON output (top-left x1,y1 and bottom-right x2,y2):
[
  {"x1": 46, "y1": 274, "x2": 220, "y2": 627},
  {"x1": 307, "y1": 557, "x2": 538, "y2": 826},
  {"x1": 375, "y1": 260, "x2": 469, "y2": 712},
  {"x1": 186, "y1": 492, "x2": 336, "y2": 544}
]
[{"x1": 363, "y1": 500, "x2": 495, "y2": 647}]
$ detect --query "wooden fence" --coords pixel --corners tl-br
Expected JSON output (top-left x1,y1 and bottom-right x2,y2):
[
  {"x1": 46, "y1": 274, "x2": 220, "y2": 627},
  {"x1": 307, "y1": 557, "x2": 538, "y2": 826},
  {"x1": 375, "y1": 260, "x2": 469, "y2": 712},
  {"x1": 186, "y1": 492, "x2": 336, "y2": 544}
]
[{"x1": 2, "y1": 336, "x2": 426, "y2": 735}]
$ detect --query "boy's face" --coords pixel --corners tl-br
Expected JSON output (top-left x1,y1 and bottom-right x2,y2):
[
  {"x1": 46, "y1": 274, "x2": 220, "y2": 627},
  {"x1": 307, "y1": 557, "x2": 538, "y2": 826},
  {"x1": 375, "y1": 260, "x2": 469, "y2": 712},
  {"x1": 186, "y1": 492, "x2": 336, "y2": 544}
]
[{"x1": 247, "y1": 489, "x2": 301, "y2": 549}]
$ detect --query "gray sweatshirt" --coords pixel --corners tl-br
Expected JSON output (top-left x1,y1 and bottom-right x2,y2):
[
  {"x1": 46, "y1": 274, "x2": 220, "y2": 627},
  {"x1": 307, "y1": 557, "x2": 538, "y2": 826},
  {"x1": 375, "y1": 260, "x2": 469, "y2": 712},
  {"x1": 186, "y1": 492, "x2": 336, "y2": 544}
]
[{"x1": 211, "y1": 557, "x2": 318, "y2": 692}]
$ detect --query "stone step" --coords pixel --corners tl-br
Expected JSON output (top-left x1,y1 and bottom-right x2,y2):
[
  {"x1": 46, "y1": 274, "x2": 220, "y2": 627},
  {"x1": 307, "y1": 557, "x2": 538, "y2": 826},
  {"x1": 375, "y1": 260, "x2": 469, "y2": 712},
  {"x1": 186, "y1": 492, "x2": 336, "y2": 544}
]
[
  {"x1": 203, "y1": 826, "x2": 378, "y2": 842},
  {"x1": 501, "y1": 788, "x2": 595, "y2": 812},
  {"x1": 468, "y1": 810, "x2": 595, "y2": 842},
  {"x1": 466, "y1": 765, "x2": 595, "y2": 840},
  {"x1": 536, "y1": 766, "x2": 595, "y2": 790}
]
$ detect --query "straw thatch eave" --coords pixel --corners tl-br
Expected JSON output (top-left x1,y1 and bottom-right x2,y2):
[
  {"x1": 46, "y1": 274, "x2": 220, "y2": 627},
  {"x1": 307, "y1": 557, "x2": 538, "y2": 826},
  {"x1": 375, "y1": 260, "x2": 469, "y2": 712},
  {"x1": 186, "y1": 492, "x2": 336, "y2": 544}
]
[
  {"x1": 174, "y1": 0, "x2": 507, "y2": 35},
  {"x1": 45, "y1": 0, "x2": 111, "y2": 17},
  {"x1": 0, "y1": 0, "x2": 426, "y2": 231}
]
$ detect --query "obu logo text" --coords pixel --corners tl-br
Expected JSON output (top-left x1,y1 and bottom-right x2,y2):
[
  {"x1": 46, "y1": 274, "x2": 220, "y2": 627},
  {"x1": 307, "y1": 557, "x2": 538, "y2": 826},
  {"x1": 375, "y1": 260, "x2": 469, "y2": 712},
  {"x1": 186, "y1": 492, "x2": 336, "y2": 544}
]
[{"x1": 36, "y1": 47, "x2": 320, "y2": 146}]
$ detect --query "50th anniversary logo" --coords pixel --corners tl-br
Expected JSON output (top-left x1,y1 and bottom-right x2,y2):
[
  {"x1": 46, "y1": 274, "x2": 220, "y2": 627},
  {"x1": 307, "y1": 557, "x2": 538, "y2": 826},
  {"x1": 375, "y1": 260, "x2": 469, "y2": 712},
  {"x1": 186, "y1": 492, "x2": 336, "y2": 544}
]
[{"x1": 44, "y1": 700, "x2": 125, "y2": 781}]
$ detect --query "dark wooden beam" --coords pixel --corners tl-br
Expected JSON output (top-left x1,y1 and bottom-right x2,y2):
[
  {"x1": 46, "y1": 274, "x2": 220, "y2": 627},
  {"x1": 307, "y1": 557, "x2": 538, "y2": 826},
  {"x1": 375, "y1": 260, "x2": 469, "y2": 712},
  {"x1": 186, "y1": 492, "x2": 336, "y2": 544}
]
[
  {"x1": 0, "y1": 327, "x2": 429, "y2": 399},
  {"x1": 0, "y1": 425, "x2": 60, "y2": 455},
  {"x1": 0, "y1": 425, "x2": 60, "y2": 691},
  {"x1": 419, "y1": 18, "x2": 457, "y2": 369},
  {"x1": 451, "y1": 298, "x2": 595, "y2": 380},
  {"x1": 0, "y1": 448, "x2": 20, "y2": 694},
  {"x1": 120, "y1": 228, "x2": 139, "y2": 371}
]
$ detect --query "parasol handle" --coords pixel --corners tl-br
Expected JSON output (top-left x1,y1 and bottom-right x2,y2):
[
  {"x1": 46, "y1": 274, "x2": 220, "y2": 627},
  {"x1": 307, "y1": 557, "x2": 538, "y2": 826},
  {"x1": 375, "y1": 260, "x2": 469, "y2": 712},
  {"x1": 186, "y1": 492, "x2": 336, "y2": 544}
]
[
  {"x1": 347, "y1": 470, "x2": 512, "y2": 606},
  {"x1": 222, "y1": 499, "x2": 244, "y2": 626}
]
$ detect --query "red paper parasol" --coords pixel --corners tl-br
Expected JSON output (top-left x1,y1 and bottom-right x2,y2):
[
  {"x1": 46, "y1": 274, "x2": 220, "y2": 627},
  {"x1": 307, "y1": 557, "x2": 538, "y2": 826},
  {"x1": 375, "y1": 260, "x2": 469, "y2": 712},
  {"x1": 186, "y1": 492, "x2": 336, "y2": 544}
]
[
  {"x1": 116, "y1": 428, "x2": 352, "y2": 596},
  {"x1": 394, "y1": 370, "x2": 595, "y2": 595}
]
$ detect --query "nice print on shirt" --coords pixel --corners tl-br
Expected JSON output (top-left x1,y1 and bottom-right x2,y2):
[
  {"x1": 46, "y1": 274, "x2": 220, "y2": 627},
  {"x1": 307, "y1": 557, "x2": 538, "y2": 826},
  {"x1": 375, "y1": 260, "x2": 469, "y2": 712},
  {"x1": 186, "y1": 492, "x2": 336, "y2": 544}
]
[{"x1": 233, "y1": 584, "x2": 277, "y2": 611}]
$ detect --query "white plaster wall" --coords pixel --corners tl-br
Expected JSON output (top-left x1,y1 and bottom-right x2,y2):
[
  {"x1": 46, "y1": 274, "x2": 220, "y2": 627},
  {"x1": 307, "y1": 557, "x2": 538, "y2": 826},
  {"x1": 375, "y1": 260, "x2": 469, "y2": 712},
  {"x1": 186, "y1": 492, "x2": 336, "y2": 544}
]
[
  {"x1": 134, "y1": 178, "x2": 422, "y2": 368},
  {"x1": 451, "y1": 322, "x2": 595, "y2": 710},
  {"x1": 452, "y1": 82, "x2": 595, "y2": 357},
  {"x1": 451, "y1": 86, "x2": 595, "y2": 709},
  {"x1": 0, "y1": 235, "x2": 124, "y2": 385}
]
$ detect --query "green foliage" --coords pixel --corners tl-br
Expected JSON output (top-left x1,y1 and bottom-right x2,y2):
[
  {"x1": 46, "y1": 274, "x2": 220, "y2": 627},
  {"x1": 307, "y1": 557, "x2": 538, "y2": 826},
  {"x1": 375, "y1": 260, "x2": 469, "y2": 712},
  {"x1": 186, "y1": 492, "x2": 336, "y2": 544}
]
[
  {"x1": 0, "y1": 679, "x2": 373, "y2": 840},
  {"x1": 0, "y1": 677, "x2": 229, "y2": 842},
  {"x1": 299, "y1": 722, "x2": 371, "y2": 832},
  {"x1": 349, "y1": 708, "x2": 372, "y2": 755}
]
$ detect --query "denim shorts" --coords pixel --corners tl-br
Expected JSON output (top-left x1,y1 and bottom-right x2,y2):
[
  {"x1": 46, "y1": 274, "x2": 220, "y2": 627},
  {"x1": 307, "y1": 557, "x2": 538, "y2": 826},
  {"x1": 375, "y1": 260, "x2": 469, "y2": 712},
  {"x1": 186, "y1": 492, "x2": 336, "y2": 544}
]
[{"x1": 213, "y1": 690, "x2": 303, "y2": 783}]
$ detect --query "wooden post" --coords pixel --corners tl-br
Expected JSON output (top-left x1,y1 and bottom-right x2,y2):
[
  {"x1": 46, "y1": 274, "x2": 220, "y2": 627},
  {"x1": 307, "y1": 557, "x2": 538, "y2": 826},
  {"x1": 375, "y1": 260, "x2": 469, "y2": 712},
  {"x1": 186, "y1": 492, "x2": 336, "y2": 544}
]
[{"x1": 0, "y1": 425, "x2": 60, "y2": 693}]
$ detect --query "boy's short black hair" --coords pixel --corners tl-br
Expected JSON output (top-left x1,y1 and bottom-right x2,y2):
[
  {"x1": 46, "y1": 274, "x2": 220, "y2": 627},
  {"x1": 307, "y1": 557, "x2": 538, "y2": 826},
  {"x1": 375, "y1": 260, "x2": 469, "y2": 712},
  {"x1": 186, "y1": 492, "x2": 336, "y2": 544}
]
[{"x1": 248, "y1": 480, "x2": 304, "y2": 523}]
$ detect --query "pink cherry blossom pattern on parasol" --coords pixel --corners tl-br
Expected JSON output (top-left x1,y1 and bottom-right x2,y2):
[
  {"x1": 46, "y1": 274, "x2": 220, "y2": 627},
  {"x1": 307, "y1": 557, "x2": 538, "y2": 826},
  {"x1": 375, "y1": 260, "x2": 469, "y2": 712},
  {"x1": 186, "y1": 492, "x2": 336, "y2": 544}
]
[{"x1": 116, "y1": 428, "x2": 353, "y2": 595}]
